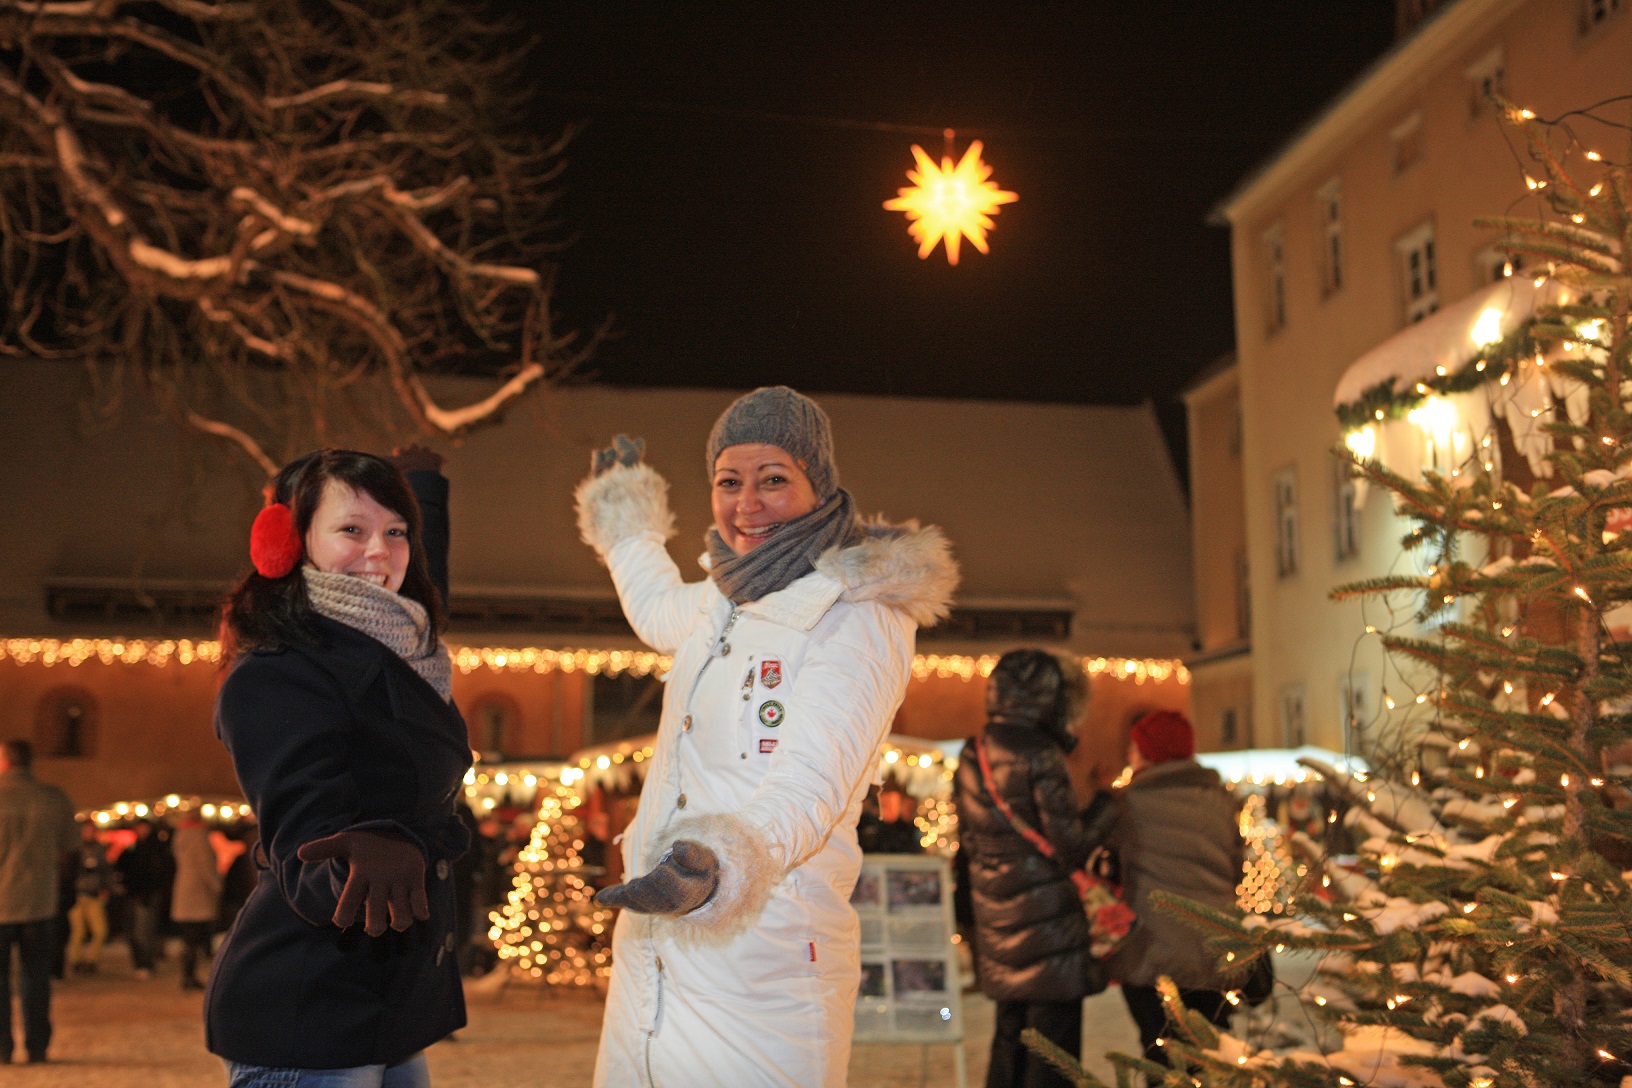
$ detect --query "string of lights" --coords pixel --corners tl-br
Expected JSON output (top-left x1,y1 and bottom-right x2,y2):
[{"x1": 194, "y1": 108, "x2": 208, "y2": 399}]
[{"x1": 0, "y1": 638, "x2": 1190, "y2": 686}]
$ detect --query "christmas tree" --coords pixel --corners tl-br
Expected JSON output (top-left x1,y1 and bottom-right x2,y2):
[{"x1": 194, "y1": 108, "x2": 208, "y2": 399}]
[
  {"x1": 1027, "y1": 104, "x2": 1632, "y2": 1088},
  {"x1": 488, "y1": 778, "x2": 614, "y2": 988}
]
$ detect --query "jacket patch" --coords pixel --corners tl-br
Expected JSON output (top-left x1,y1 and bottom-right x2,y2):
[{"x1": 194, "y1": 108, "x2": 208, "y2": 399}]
[
  {"x1": 759, "y1": 659, "x2": 782, "y2": 688},
  {"x1": 759, "y1": 738, "x2": 778, "y2": 754},
  {"x1": 757, "y1": 700, "x2": 785, "y2": 727}
]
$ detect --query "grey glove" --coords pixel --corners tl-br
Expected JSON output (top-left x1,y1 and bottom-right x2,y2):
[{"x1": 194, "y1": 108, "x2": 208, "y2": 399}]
[
  {"x1": 591, "y1": 434, "x2": 645, "y2": 477},
  {"x1": 594, "y1": 840, "x2": 719, "y2": 915}
]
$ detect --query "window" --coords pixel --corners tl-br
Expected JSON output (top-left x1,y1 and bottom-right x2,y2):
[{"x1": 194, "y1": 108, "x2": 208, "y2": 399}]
[
  {"x1": 1274, "y1": 467, "x2": 1299, "y2": 579},
  {"x1": 1234, "y1": 547, "x2": 1252, "y2": 640},
  {"x1": 1334, "y1": 457, "x2": 1362, "y2": 563},
  {"x1": 466, "y1": 692, "x2": 522, "y2": 757},
  {"x1": 34, "y1": 687, "x2": 97, "y2": 759},
  {"x1": 1580, "y1": 0, "x2": 1624, "y2": 36},
  {"x1": 1317, "y1": 179, "x2": 1343, "y2": 294},
  {"x1": 1465, "y1": 46, "x2": 1505, "y2": 119},
  {"x1": 1340, "y1": 672, "x2": 1374, "y2": 752},
  {"x1": 1262, "y1": 224, "x2": 1286, "y2": 333},
  {"x1": 1279, "y1": 684, "x2": 1307, "y2": 748},
  {"x1": 1476, "y1": 243, "x2": 1524, "y2": 283},
  {"x1": 1390, "y1": 112, "x2": 1424, "y2": 175},
  {"x1": 1397, "y1": 222, "x2": 1438, "y2": 324},
  {"x1": 589, "y1": 672, "x2": 664, "y2": 746}
]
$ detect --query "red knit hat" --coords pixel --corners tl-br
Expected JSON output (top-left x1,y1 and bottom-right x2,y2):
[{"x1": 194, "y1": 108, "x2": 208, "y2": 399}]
[{"x1": 1130, "y1": 710, "x2": 1194, "y2": 764}]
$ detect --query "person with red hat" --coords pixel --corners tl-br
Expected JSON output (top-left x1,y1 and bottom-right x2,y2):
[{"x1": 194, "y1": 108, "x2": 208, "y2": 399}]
[{"x1": 1106, "y1": 710, "x2": 1244, "y2": 1064}]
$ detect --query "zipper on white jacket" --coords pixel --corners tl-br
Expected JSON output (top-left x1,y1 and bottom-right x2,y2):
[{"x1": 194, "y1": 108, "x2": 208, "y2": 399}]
[{"x1": 643, "y1": 954, "x2": 665, "y2": 1088}]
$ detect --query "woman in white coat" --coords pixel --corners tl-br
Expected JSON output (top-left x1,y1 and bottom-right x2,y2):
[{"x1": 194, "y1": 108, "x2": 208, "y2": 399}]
[{"x1": 575, "y1": 387, "x2": 958, "y2": 1088}]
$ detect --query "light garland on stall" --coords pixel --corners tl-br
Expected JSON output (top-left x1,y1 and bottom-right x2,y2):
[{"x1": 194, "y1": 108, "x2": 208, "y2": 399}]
[
  {"x1": 0, "y1": 638, "x2": 1190, "y2": 686},
  {"x1": 81, "y1": 794, "x2": 254, "y2": 826}
]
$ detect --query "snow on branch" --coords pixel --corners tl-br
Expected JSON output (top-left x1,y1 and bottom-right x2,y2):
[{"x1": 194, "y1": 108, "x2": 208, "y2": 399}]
[
  {"x1": 264, "y1": 80, "x2": 449, "y2": 112},
  {"x1": 1, "y1": 0, "x2": 593, "y2": 475}
]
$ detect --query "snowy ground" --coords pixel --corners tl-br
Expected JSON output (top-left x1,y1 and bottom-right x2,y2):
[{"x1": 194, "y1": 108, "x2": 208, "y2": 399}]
[{"x1": 5, "y1": 945, "x2": 1321, "y2": 1086}]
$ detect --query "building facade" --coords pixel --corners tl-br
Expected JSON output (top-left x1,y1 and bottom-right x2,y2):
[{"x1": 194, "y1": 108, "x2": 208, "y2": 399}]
[
  {"x1": 1208, "y1": 0, "x2": 1632, "y2": 752},
  {"x1": 2, "y1": 366, "x2": 1196, "y2": 806}
]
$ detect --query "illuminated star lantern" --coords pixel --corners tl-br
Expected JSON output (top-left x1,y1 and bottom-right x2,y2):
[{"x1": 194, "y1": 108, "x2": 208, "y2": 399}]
[{"x1": 884, "y1": 139, "x2": 1017, "y2": 265}]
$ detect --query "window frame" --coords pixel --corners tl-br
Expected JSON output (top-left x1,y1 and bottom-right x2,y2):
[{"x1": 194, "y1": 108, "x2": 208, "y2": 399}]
[
  {"x1": 1316, "y1": 178, "x2": 1343, "y2": 295},
  {"x1": 1464, "y1": 45, "x2": 1506, "y2": 120},
  {"x1": 1262, "y1": 223, "x2": 1287, "y2": 335},
  {"x1": 1333, "y1": 456, "x2": 1362, "y2": 564},
  {"x1": 1397, "y1": 221, "x2": 1439, "y2": 325},
  {"x1": 1274, "y1": 466, "x2": 1300, "y2": 579}
]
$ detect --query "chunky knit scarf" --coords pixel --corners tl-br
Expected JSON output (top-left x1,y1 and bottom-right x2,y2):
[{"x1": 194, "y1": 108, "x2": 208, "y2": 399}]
[
  {"x1": 302, "y1": 568, "x2": 452, "y2": 700},
  {"x1": 705, "y1": 488, "x2": 864, "y2": 605}
]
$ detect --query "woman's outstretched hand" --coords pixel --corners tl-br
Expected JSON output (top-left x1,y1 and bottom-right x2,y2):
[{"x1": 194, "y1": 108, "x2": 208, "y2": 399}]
[
  {"x1": 594, "y1": 840, "x2": 719, "y2": 915},
  {"x1": 297, "y1": 830, "x2": 431, "y2": 936},
  {"x1": 591, "y1": 434, "x2": 645, "y2": 477}
]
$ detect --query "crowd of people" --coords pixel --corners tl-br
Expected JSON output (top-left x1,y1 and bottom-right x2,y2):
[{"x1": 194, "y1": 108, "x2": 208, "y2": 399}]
[{"x1": 0, "y1": 386, "x2": 1257, "y2": 1086}]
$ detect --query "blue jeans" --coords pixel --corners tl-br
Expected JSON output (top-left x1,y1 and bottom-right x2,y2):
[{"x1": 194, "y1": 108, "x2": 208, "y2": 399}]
[{"x1": 223, "y1": 1053, "x2": 430, "y2": 1088}]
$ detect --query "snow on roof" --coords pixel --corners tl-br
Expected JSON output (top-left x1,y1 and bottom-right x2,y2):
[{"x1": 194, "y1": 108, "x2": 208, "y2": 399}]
[
  {"x1": 1332, "y1": 277, "x2": 1564, "y2": 411},
  {"x1": 1197, "y1": 745, "x2": 1368, "y2": 786}
]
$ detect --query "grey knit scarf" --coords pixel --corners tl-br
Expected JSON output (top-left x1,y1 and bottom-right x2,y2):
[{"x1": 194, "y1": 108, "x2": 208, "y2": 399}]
[
  {"x1": 706, "y1": 488, "x2": 864, "y2": 605},
  {"x1": 302, "y1": 568, "x2": 452, "y2": 700}
]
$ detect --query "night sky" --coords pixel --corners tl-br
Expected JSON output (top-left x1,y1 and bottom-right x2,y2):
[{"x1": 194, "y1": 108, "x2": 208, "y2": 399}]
[{"x1": 527, "y1": 3, "x2": 1399, "y2": 430}]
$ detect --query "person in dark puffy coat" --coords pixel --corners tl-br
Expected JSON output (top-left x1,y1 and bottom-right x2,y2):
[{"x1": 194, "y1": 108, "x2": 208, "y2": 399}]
[
  {"x1": 954, "y1": 649, "x2": 1115, "y2": 1088},
  {"x1": 1106, "y1": 710, "x2": 1243, "y2": 1064}
]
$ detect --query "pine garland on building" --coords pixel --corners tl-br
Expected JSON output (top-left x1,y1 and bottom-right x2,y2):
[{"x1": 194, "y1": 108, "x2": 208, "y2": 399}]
[
  {"x1": 1029, "y1": 104, "x2": 1632, "y2": 1088},
  {"x1": 488, "y1": 778, "x2": 613, "y2": 988}
]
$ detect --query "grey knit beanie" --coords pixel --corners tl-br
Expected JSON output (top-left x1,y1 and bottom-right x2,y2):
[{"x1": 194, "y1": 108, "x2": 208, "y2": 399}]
[{"x1": 706, "y1": 386, "x2": 839, "y2": 499}]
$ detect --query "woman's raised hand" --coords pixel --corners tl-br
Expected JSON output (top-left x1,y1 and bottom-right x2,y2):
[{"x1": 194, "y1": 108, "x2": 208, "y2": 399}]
[
  {"x1": 594, "y1": 839, "x2": 719, "y2": 915},
  {"x1": 590, "y1": 434, "x2": 646, "y2": 477}
]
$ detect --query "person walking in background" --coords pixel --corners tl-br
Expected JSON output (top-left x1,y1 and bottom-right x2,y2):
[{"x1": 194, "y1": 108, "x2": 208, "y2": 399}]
[
  {"x1": 954, "y1": 650, "x2": 1115, "y2": 1088},
  {"x1": 0, "y1": 740, "x2": 77, "y2": 1063},
  {"x1": 116, "y1": 819, "x2": 173, "y2": 979},
  {"x1": 169, "y1": 813, "x2": 222, "y2": 991},
  {"x1": 1106, "y1": 710, "x2": 1243, "y2": 1064},
  {"x1": 66, "y1": 820, "x2": 114, "y2": 974}
]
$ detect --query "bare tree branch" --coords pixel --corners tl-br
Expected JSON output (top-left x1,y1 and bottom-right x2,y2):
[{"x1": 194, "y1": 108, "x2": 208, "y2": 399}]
[{"x1": 1, "y1": 0, "x2": 596, "y2": 476}]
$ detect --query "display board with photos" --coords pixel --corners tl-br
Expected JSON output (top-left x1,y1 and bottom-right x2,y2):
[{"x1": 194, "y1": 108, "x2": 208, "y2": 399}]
[{"x1": 850, "y1": 853, "x2": 964, "y2": 1045}]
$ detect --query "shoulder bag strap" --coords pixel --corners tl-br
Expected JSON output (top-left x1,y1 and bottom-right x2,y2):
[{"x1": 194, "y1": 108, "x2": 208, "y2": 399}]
[{"x1": 973, "y1": 735, "x2": 1056, "y2": 860}]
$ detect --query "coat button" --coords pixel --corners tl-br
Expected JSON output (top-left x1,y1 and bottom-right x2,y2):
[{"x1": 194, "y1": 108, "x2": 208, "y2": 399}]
[
  {"x1": 677, "y1": 793, "x2": 687, "y2": 809},
  {"x1": 682, "y1": 715, "x2": 693, "y2": 732},
  {"x1": 436, "y1": 860, "x2": 450, "y2": 881}
]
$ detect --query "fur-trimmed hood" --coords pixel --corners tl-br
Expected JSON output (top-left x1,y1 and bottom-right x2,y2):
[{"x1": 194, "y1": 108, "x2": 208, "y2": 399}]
[
  {"x1": 577, "y1": 462, "x2": 959, "y2": 629},
  {"x1": 812, "y1": 519, "x2": 958, "y2": 628}
]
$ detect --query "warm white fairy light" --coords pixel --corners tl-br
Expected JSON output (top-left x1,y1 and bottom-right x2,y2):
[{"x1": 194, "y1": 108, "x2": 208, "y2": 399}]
[{"x1": 0, "y1": 638, "x2": 1188, "y2": 687}]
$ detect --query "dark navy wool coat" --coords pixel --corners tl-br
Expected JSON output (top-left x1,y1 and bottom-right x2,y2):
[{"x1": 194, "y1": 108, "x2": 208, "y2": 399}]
[{"x1": 205, "y1": 615, "x2": 472, "y2": 1068}]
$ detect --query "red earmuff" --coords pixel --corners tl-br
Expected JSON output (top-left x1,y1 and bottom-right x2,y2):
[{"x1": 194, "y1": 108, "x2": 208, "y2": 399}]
[{"x1": 250, "y1": 503, "x2": 302, "y2": 579}]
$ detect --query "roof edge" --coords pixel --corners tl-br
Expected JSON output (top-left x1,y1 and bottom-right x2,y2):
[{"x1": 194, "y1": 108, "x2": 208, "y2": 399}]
[{"x1": 1208, "y1": 0, "x2": 1525, "y2": 227}]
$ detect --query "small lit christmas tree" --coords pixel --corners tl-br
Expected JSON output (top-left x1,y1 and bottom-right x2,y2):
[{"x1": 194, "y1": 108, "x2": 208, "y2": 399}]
[
  {"x1": 1027, "y1": 103, "x2": 1632, "y2": 1088},
  {"x1": 1236, "y1": 795, "x2": 1299, "y2": 918},
  {"x1": 488, "y1": 778, "x2": 613, "y2": 988}
]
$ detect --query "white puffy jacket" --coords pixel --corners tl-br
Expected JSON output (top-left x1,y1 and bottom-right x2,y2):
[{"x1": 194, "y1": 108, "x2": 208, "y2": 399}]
[{"x1": 576, "y1": 463, "x2": 958, "y2": 1088}]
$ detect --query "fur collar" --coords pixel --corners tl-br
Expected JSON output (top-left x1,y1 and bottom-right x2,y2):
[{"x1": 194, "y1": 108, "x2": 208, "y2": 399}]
[
  {"x1": 724, "y1": 519, "x2": 959, "y2": 632},
  {"x1": 813, "y1": 520, "x2": 958, "y2": 627}
]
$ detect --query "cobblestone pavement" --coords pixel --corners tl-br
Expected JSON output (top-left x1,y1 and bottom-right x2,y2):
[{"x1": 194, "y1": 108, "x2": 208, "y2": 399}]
[{"x1": 1, "y1": 949, "x2": 1149, "y2": 1087}]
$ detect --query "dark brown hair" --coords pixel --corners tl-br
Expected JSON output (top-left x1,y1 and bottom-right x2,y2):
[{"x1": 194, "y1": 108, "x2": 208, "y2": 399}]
[{"x1": 219, "y1": 450, "x2": 444, "y2": 661}]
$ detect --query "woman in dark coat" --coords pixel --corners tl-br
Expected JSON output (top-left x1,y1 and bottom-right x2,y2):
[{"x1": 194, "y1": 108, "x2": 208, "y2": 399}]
[
  {"x1": 954, "y1": 650, "x2": 1115, "y2": 1088},
  {"x1": 208, "y1": 449, "x2": 470, "y2": 1088}
]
